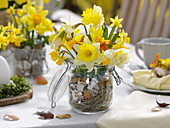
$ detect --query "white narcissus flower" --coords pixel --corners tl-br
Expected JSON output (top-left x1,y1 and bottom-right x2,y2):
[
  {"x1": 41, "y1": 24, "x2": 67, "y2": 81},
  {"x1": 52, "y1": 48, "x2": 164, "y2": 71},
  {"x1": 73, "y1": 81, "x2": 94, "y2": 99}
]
[
  {"x1": 93, "y1": 5, "x2": 104, "y2": 26},
  {"x1": 114, "y1": 50, "x2": 129, "y2": 68},
  {"x1": 104, "y1": 49, "x2": 115, "y2": 68},
  {"x1": 60, "y1": 18, "x2": 73, "y2": 38},
  {"x1": 104, "y1": 49, "x2": 129, "y2": 68}
]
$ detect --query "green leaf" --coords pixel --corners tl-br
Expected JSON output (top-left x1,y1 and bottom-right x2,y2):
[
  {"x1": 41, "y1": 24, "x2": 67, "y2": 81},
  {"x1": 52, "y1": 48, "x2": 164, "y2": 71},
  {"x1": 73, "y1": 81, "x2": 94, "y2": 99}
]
[
  {"x1": 103, "y1": 27, "x2": 108, "y2": 39},
  {"x1": 108, "y1": 26, "x2": 116, "y2": 40},
  {"x1": 111, "y1": 31, "x2": 119, "y2": 43}
]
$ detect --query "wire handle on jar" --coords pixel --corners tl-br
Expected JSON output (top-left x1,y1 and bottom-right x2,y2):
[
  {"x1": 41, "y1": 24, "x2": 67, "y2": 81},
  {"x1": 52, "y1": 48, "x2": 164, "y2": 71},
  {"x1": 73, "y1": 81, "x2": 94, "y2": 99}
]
[
  {"x1": 109, "y1": 66, "x2": 123, "y2": 85},
  {"x1": 48, "y1": 59, "x2": 70, "y2": 108}
]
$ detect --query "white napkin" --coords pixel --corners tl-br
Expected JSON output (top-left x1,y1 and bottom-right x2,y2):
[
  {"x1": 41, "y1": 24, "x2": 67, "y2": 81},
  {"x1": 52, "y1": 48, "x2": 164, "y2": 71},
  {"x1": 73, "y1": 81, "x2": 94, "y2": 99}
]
[
  {"x1": 96, "y1": 91, "x2": 170, "y2": 128},
  {"x1": 131, "y1": 70, "x2": 170, "y2": 90}
]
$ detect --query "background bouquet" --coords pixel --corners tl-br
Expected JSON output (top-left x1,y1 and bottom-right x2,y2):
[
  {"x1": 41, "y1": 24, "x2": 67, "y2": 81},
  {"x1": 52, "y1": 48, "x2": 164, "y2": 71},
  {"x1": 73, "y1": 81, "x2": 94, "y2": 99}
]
[
  {"x1": 4, "y1": 0, "x2": 54, "y2": 77},
  {"x1": 7, "y1": 0, "x2": 54, "y2": 48},
  {"x1": 0, "y1": 0, "x2": 50, "y2": 10}
]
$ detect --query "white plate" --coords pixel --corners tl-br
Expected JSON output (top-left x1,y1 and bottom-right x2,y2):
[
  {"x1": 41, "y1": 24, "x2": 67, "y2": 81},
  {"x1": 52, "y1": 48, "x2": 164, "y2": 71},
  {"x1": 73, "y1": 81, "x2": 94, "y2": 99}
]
[{"x1": 128, "y1": 78, "x2": 170, "y2": 94}]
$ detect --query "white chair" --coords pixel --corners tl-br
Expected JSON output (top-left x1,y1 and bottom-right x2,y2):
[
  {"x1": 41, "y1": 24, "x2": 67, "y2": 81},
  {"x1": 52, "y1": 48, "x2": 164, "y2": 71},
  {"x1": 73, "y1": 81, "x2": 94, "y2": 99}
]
[{"x1": 119, "y1": 0, "x2": 170, "y2": 44}]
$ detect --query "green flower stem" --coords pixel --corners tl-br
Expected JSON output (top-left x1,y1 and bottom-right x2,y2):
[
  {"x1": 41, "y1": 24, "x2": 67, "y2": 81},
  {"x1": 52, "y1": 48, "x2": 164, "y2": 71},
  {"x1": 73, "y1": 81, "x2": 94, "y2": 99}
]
[
  {"x1": 108, "y1": 26, "x2": 116, "y2": 40},
  {"x1": 72, "y1": 47, "x2": 78, "y2": 55},
  {"x1": 59, "y1": 45, "x2": 75, "y2": 59},
  {"x1": 12, "y1": 13, "x2": 18, "y2": 28},
  {"x1": 79, "y1": 24, "x2": 92, "y2": 42}
]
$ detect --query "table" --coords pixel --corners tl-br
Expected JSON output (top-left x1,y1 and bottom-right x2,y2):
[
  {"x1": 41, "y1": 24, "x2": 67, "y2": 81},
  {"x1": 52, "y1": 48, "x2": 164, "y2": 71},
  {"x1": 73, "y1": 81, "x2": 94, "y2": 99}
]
[
  {"x1": 0, "y1": 10, "x2": 145, "y2": 128},
  {"x1": 0, "y1": 43, "x2": 145, "y2": 128}
]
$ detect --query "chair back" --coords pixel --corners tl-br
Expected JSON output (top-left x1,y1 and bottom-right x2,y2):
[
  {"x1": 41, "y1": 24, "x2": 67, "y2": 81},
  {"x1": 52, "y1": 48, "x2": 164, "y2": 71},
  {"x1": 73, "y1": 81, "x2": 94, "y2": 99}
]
[{"x1": 119, "y1": 0, "x2": 170, "y2": 44}]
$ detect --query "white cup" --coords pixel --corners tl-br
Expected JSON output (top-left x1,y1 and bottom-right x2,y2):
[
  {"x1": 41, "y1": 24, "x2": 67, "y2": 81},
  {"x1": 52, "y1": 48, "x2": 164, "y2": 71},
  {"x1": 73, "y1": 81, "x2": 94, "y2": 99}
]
[{"x1": 135, "y1": 38, "x2": 170, "y2": 68}]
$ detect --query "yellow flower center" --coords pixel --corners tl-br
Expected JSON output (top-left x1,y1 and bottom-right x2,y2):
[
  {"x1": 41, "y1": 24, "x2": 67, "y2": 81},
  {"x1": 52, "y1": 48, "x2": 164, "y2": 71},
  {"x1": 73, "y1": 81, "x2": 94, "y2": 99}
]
[
  {"x1": 78, "y1": 43, "x2": 97, "y2": 62},
  {"x1": 114, "y1": 21, "x2": 120, "y2": 27},
  {"x1": 33, "y1": 14, "x2": 42, "y2": 24}
]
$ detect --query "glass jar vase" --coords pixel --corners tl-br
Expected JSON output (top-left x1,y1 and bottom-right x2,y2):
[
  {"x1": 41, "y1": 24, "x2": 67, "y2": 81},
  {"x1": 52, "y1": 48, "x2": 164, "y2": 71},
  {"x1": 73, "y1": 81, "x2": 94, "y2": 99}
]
[
  {"x1": 68, "y1": 64, "x2": 113, "y2": 114},
  {"x1": 11, "y1": 46, "x2": 49, "y2": 77}
]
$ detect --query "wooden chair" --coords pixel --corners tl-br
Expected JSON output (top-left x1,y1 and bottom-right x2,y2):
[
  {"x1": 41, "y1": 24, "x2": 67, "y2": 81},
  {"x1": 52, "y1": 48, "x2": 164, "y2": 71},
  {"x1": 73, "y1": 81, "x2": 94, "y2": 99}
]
[{"x1": 119, "y1": 0, "x2": 170, "y2": 44}]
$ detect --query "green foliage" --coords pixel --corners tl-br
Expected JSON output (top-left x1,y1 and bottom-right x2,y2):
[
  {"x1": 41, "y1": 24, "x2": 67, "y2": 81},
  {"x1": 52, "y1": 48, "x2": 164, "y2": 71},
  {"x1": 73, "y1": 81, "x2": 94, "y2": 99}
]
[
  {"x1": 0, "y1": 75, "x2": 32, "y2": 99},
  {"x1": 72, "y1": 65, "x2": 107, "y2": 80}
]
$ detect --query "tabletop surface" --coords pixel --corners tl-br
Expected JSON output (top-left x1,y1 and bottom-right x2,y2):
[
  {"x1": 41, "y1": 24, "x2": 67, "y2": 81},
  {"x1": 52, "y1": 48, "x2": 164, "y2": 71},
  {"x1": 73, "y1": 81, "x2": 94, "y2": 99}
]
[{"x1": 0, "y1": 10, "x2": 146, "y2": 128}]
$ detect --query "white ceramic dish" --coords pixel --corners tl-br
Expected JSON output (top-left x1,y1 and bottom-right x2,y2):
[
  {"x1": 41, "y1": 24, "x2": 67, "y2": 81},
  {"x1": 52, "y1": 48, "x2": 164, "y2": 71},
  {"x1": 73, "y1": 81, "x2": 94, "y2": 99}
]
[{"x1": 128, "y1": 78, "x2": 170, "y2": 94}]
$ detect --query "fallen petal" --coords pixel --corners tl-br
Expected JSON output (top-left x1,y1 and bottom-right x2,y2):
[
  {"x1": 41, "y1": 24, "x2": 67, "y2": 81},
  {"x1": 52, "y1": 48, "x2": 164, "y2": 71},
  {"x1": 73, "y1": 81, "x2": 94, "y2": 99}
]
[
  {"x1": 3, "y1": 113, "x2": 19, "y2": 121},
  {"x1": 35, "y1": 111, "x2": 54, "y2": 119},
  {"x1": 151, "y1": 107, "x2": 162, "y2": 112},
  {"x1": 56, "y1": 114, "x2": 71, "y2": 119},
  {"x1": 35, "y1": 76, "x2": 48, "y2": 85},
  {"x1": 156, "y1": 95, "x2": 170, "y2": 107}
]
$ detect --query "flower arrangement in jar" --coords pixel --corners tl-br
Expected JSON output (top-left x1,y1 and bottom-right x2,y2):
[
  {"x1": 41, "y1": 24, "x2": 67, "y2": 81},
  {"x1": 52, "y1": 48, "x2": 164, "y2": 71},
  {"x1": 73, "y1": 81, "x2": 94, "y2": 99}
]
[
  {"x1": 49, "y1": 5, "x2": 130, "y2": 114},
  {"x1": 6, "y1": 0, "x2": 54, "y2": 77}
]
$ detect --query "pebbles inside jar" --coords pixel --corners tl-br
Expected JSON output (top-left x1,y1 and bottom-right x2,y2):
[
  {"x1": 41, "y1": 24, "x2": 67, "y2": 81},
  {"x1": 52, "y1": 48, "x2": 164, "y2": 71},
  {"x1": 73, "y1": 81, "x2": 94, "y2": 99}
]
[{"x1": 68, "y1": 65, "x2": 113, "y2": 114}]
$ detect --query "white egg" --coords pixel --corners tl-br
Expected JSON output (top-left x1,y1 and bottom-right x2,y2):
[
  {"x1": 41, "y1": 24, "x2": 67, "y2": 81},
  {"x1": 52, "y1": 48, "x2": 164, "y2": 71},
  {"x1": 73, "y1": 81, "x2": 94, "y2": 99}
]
[{"x1": 0, "y1": 56, "x2": 11, "y2": 85}]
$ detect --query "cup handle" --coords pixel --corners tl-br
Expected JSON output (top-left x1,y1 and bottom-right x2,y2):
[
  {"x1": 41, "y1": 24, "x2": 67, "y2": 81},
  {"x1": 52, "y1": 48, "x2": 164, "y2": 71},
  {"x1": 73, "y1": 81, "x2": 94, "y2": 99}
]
[{"x1": 135, "y1": 42, "x2": 144, "y2": 61}]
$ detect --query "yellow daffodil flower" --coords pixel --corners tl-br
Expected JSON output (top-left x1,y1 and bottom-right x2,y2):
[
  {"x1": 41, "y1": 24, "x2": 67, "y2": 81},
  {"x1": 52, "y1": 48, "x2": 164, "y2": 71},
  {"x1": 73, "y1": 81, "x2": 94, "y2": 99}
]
[
  {"x1": 41, "y1": 18, "x2": 54, "y2": 32},
  {"x1": 43, "y1": 0, "x2": 50, "y2": 4},
  {"x1": 110, "y1": 15, "x2": 123, "y2": 28},
  {"x1": 67, "y1": 29, "x2": 83, "y2": 49},
  {"x1": 0, "y1": 0, "x2": 8, "y2": 9},
  {"x1": 14, "y1": 0, "x2": 27, "y2": 5},
  {"x1": 7, "y1": 23, "x2": 15, "y2": 31},
  {"x1": 7, "y1": 4, "x2": 16, "y2": 14},
  {"x1": 90, "y1": 26, "x2": 103, "y2": 43},
  {"x1": 7, "y1": 33, "x2": 16, "y2": 43},
  {"x1": 20, "y1": 6, "x2": 48, "y2": 30},
  {"x1": 50, "y1": 50, "x2": 60, "y2": 61},
  {"x1": 119, "y1": 29, "x2": 130, "y2": 44},
  {"x1": 74, "y1": 36, "x2": 105, "y2": 71},
  {"x1": 17, "y1": 9, "x2": 26, "y2": 17},
  {"x1": 50, "y1": 50, "x2": 66, "y2": 65},
  {"x1": 49, "y1": 34, "x2": 56, "y2": 43},
  {"x1": 82, "y1": 5, "x2": 104, "y2": 27},
  {"x1": 0, "y1": 33, "x2": 8, "y2": 50},
  {"x1": 35, "y1": 23, "x2": 46, "y2": 35},
  {"x1": 14, "y1": 34, "x2": 27, "y2": 47},
  {"x1": 113, "y1": 30, "x2": 130, "y2": 50},
  {"x1": 90, "y1": 26, "x2": 111, "y2": 51}
]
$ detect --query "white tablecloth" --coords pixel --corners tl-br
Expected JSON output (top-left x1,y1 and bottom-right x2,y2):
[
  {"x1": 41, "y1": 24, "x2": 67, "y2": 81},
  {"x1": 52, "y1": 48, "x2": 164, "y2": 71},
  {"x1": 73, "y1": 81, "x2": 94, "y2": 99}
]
[{"x1": 0, "y1": 43, "x2": 142, "y2": 128}]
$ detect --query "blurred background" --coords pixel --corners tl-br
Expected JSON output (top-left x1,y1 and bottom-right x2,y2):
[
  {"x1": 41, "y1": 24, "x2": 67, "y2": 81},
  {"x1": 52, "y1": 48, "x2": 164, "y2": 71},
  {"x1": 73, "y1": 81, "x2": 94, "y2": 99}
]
[{"x1": 45, "y1": 0, "x2": 121, "y2": 24}]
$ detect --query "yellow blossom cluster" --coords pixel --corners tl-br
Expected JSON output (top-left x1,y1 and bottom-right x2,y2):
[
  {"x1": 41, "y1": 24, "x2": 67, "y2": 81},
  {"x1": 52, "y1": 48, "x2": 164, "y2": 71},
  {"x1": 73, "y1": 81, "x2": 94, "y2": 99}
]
[
  {"x1": 0, "y1": 23, "x2": 26, "y2": 50},
  {"x1": 6, "y1": 0, "x2": 54, "y2": 48},
  {"x1": 0, "y1": 0, "x2": 50, "y2": 9},
  {"x1": 50, "y1": 5, "x2": 130, "y2": 71}
]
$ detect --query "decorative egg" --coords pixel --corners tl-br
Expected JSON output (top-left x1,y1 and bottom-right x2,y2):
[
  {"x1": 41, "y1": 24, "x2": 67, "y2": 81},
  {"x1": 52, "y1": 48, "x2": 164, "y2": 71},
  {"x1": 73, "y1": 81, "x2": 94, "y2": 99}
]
[{"x1": 0, "y1": 56, "x2": 11, "y2": 85}]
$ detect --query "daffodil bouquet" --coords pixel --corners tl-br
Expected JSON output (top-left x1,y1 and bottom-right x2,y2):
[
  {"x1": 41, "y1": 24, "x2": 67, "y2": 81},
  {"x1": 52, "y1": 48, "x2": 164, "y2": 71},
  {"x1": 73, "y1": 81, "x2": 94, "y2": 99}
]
[
  {"x1": 50, "y1": 5, "x2": 129, "y2": 72},
  {"x1": 7, "y1": 0, "x2": 54, "y2": 49}
]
